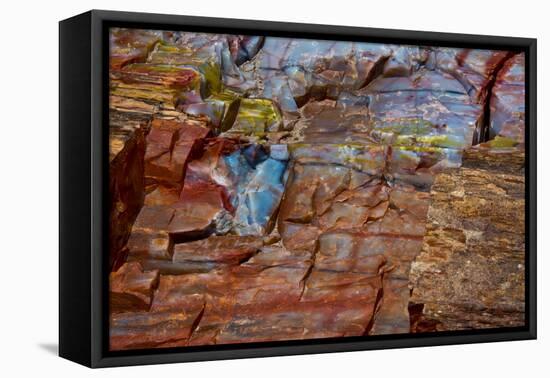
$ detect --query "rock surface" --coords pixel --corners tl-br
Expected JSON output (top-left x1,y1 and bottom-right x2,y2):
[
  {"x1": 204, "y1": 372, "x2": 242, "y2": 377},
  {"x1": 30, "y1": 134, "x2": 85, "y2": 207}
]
[
  {"x1": 109, "y1": 109, "x2": 151, "y2": 270},
  {"x1": 490, "y1": 53, "x2": 526, "y2": 145},
  {"x1": 110, "y1": 262, "x2": 159, "y2": 313},
  {"x1": 108, "y1": 29, "x2": 527, "y2": 350},
  {"x1": 409, "y1": 148, "x2": 525, "y2": 331}
]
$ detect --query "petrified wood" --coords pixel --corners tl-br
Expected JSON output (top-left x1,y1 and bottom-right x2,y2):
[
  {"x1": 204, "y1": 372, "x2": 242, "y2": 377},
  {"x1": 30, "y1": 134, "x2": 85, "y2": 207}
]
[
  {"x1": 107, "y1": 29, "x2": 527, "y2": 350},
  {"x1": 110, "y1": 262, "x2": 159, "y2": 313},
  {"x1": 490, "y1": 53, "x2": 526, "y2": 145},
  {"x1": 109, "y1": 109, "x2": 151, "y2": 271},
  {"x1": 409, "y1": 148, "x2": 525, "y2": 331}
]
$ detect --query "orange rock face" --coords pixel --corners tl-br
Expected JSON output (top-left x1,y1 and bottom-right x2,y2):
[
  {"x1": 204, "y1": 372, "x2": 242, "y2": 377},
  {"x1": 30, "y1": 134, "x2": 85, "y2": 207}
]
[
  {"x1": 110, "y1": 262, "x2": 159, "y2": 313},
  {"x1": 108, "y1": 28, "x2": 526, "y2": 350},
  {"x1": 109, "y1": 110, "x2": 150, "y2": 271}
]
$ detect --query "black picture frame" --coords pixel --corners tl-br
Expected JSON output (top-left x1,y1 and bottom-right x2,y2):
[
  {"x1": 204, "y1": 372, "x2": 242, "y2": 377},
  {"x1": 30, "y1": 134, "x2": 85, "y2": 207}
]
[{"x1": 59, "y1": 9, "x2": 537, "y2": 368}]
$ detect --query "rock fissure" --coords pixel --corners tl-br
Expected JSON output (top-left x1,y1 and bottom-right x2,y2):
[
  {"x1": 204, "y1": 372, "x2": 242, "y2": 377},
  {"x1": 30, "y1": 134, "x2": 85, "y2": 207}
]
[{"x1": 477, "y1": 52, "x2": 518, "y2": 144}]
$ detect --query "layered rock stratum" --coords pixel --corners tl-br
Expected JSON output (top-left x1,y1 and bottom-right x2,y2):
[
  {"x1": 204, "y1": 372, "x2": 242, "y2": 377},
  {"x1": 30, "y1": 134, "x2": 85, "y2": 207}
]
[{"x1": 108, "y1": 28, "x2": 526, "y2": 350}]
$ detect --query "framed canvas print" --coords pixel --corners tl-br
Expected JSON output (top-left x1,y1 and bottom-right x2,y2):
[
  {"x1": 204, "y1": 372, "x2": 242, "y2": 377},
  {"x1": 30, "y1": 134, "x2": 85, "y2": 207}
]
[{"x1": 59, "y1": 10, "x2": 536, "y2": 368}]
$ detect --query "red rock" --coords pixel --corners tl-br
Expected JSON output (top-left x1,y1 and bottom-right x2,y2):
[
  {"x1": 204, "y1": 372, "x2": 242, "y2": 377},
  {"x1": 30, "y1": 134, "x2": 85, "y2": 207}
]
[
  {"x1": 370, "y1": 278, "x2": 411, "y2": 335},
  {"x1": 213, "y1": 300, "x2": 378, "y2": 344},
  {"x1": 336, "y1": 183, "x2": 389, "y2": 205},
  {"x1": 110, "y1": 308, "x2": 204, "y2": 350},
  {"x1": 150, "y1": 274, "x2": 213, "y2": 313},
  {"x1": 279, "y1": 223, "x2": 321, "y2": 253},
  {"x1": 114, "y1": 63, "x2": 200, "y2": 89},
  {"x1": 318, "y1": 202, "x2": 371, "y2": 230},
  {"x1": 300, "y1": 231, "x2": 386, "y2": 306},
  {"x1": 276, "y1": 151, "x2": 432, "y2": 337},
  {"x1": 144, "y1": 118, "x2": 211, "y2": 185},
  {"x1": 314, "y1": 232, "x2": 388, "y2": 273},
  {"x1": 183, "y1": 243, "x2": 375, "y2": 343},
  {"x1": 173, "y1": 235, "x2": 262, "y2": 266},
  {"x1": 110, "y1": 267, "x2": 213, "y2": 350},
  {"x1": 279, "y1": 163, "x2": 350, "y2": 223},
  {"x1": 125, "y1": 204, "x2": 175, "y2": 262},
  {"x1": 300, "y1": 106, "x2": 372, "y2": 144},
  {"x1": 230, "y1": 266, "x2": 309, "y2": 306},
  {"x1": 109, "y1": 110, "x2": 149, "y2": 271},
  {"x1": 144, "y1": 127, "x2": 176, "y2": 161},
  {"x1": 145, "y1": 152, "x2": 173, "y2": 182},
  {"x1": 389, "y1": 187, "x2": 430, "y2": 219},
  {"x1": 110, "y1": 60, "x2": 204, "y2": 106},
  {"x1": 301, "y1": 271, "x2": 382, "y2": 303},
  {"x1": 133, "y1": 205, "x2": 175, "y2": 231},
  {"x1": 318, "y1": 185, "x2": 391, "y2": 230},
  {"x1": 126, "y1": 230, "x2": 172, "y2": 261},
  {"x1": 149, "y1": 271, "x2": 233, "y2": 345},
  {"x1": 110, "y1": 262, "x2": 159, "y2": 313},
  {"x1": 182, "y1": 138, "x2": 239, "y2": 186},
  {"x1": 365, "y1": 208, "x2": 427, "y2": 237},
  {"x1": 175, "y1": 119, "x2": 213, "y2": 143},
  {"x1": 364, "y1": 236, "x2": 424, "y2": 278}
]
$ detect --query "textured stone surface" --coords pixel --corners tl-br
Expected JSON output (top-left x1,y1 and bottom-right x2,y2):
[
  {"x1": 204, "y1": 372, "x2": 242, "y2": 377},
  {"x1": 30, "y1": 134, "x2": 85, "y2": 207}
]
[
  {"x1": 409, "y1": 149, "x2": 525, "y2": 331},
  {"x1": 365, "y1": 70, "x2": 483, "y2": 148},
  {"x1": 144, "y1": 118, "x2": 210, "y2": 185},
  {"x1": 435, "y1": 48, "x2": 512, "y2": 103},
  {"x1": 110, "y1": 262, "x2": 159, "y2": 313},
  {"x1": 109, "y1": 109, "x2": 150, "y2": 270},
  {"x1": 172, "y1": 235, "x2": 262, "y2": 270},
  {"x1": 490, "y1": 53, "x2": 526, "y2": 145},
  {"x1": 108, "y1": 29, "x2": 526, "y2": 350},
  {"x1": 110, "y1": 306, "x2": 205, "y2": 350},
  {"x1": 110, "y1": 28, "x2": 163, "y2": 70}
]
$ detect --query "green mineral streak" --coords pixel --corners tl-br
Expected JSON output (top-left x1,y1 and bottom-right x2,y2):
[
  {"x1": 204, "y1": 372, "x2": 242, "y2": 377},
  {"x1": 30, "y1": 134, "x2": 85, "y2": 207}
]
[
  {"x1": 371, "y1": 118, "x2": 469, "y2": 149},
  {"x1": 240, "y1": 99, "x2": 280, "y2": 119},
  {"x1": 394, "y1": 134, "x2": 463, "y2": 149},
  {"x1": 233, "y1": 99, "x2": 282, "y2": 136},
  {"x1": 220, "y1": 88, "x2": 244, "y2": 98},
  {"x1": 288, "y1": 143, "x2": 383, "y2": 171},
  {"x1": 486, "y1": 136, "x2": 518, "y2": 148},
  {"x1": 416, "y1": 134, "x2": 464, "y2": 149},
  {"x1": 394, "y1": 135, "x2": 416, "y2": 146}
]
